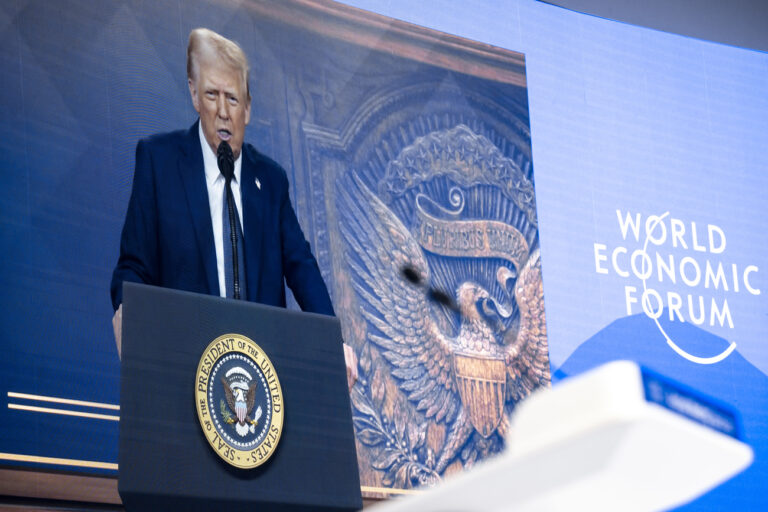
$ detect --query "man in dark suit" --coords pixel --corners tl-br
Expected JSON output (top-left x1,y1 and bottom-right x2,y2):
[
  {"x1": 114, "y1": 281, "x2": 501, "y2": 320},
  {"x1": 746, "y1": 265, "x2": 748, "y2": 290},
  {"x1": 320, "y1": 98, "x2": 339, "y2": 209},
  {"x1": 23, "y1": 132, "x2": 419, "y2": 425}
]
[{"x1": 111, "y1": 28, "x2": 357, "y2": 386}]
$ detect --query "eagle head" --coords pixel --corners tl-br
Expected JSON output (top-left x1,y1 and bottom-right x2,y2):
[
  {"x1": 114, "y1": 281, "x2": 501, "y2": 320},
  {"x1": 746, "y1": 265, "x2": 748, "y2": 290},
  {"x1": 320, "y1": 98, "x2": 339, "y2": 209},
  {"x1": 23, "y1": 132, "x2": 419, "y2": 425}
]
[{"x1": 456, "y1": 282, "x2": 490, "y2": 320}]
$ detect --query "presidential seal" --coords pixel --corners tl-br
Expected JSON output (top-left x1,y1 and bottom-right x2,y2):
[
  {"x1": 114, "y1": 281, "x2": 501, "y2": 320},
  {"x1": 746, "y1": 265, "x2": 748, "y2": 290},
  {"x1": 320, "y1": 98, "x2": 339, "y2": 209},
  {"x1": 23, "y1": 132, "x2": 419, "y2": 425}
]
[{"x1": 195, "y1": 334, "x2": 284, "y2": 469}]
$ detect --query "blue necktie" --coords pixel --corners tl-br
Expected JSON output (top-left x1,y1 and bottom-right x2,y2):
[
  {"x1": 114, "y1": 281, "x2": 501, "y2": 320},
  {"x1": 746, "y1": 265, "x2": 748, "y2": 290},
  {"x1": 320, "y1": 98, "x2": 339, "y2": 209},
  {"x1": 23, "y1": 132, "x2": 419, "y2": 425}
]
[{"x1": 222, "y1": 179, "x2": 246, "y2": 299}]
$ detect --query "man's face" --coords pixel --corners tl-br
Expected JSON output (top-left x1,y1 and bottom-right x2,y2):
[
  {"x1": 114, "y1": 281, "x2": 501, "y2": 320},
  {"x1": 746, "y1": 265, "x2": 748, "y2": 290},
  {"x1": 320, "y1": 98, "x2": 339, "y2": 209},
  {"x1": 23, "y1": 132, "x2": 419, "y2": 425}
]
[{"x1": 188, "y1": 59, "x2": 251, "y2": 160}]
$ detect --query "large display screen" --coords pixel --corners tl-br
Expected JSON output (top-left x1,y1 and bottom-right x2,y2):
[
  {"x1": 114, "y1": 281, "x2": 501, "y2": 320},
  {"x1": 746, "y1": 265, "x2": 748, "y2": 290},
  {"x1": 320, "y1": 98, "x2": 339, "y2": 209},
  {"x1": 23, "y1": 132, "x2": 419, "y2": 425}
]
[{"x1": 1, "y1": 0, "x2": 765, "y2": 510}]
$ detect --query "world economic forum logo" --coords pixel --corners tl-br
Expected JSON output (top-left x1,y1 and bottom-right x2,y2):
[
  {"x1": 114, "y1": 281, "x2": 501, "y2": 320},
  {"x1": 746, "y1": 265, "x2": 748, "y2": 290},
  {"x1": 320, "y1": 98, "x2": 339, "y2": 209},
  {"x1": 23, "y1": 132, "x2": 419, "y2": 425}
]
[
  {"x1": 594, "y1": 210, "x2": 761, "y2": 364},
  {"x1": 195, "y1": 334, "x2": 284, "y2": 468}
]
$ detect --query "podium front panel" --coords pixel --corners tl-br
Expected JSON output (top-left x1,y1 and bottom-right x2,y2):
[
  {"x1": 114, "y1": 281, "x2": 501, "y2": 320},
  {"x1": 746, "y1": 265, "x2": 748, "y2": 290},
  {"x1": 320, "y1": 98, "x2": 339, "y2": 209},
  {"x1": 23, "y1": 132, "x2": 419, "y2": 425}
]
[{"x1": 119, "y1": 282, "x2": 361, "y2": 511}]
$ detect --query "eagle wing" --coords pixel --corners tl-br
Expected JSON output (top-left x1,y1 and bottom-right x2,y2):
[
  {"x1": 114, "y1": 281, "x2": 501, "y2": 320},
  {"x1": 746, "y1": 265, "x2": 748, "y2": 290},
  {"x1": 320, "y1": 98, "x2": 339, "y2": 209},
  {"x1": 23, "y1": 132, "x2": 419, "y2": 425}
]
[
  {"x1": 338, "y1": 174, "x2": 460, "y2": 423},
  {"x1": 505, "y1": 248, "x2": 551, "y2": 402},
  {"x1": 246, "y1": 381, "x2": 258, "y2": 414},
  {"x1": 221, "y1": 376, "x2": 237, "y2": 413}
]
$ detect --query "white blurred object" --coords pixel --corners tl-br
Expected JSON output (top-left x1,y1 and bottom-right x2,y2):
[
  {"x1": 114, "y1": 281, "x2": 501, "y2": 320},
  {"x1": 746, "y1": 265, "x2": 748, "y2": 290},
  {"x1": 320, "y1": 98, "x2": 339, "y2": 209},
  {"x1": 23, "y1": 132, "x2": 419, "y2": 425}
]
[{"x1": 371, "y1": 361, "x2": 753, "y2": 512}]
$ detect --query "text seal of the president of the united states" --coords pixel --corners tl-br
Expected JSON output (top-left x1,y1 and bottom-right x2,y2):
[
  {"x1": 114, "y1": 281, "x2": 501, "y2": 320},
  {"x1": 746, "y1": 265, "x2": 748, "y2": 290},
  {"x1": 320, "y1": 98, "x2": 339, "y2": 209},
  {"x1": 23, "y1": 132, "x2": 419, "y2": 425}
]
[{"x1": 195, "y1": 334, "x2": 284, "y2": 469}]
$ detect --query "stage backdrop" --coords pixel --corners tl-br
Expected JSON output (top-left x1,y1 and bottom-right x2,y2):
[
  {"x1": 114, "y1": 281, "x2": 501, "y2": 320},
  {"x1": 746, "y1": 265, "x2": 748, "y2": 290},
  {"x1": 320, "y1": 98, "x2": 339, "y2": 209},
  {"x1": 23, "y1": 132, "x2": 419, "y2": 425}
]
[{"x1": 1, "y1": 0, "x2": 767, "y2": 510}]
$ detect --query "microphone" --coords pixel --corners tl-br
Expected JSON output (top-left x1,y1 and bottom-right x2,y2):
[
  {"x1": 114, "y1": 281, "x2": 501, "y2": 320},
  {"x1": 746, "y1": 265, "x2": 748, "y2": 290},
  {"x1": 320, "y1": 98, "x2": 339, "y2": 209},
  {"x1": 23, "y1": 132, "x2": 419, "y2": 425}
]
[
  {"x1": 217, "y1": 141, "x2": 234, "y2": 182},
  {"x1": 400, "y1": 264, "x2": 460, "y2": 313}
]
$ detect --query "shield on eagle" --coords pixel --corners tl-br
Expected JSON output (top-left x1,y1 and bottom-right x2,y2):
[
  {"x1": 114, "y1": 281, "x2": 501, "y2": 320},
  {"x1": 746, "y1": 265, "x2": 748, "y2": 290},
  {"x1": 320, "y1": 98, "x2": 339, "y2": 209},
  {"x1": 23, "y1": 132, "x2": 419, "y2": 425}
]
[{"x1": 453, "y1": 353, "x2": 507, "y2": 438}]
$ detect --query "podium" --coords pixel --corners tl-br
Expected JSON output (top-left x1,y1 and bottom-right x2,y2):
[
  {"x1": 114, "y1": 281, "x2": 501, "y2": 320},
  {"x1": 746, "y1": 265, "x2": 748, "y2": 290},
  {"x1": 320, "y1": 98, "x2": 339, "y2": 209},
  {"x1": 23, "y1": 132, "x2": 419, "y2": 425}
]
[{"x1": 118, "y1": 283, "x2": 362, "y2": 511}]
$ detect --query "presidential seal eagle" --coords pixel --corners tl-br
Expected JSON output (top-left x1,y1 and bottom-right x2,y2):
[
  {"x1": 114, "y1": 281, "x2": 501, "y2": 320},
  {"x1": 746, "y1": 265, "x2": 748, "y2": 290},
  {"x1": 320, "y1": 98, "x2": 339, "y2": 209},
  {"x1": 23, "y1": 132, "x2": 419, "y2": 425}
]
[
  {"x1": 221, "y1": 368, "x2": 263, "y2": 437},
  {"x1": 339, "y1": 174, "x2": 550, "y2": 476}
]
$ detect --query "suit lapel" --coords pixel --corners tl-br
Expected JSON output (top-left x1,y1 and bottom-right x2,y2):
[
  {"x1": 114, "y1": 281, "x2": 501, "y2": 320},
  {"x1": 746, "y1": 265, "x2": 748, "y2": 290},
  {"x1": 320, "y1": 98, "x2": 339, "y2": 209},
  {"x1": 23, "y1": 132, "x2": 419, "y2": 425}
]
[
  {"x1": 241, "y1": 146, "x2": 265, "y2": 300},
  {"x1": 178, "y1": 121, "x2": 219, "y2": 296}
]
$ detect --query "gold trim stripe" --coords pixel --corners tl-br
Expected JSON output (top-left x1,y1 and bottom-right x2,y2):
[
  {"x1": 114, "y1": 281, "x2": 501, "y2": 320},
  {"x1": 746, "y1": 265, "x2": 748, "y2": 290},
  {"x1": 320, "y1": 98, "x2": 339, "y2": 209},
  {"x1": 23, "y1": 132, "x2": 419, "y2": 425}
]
[
  {"x1": 0, "y1": 457, "x2": 421, "y2": 492},
  {"x1": 360, "y1": 485, "x2": 423, "y2": 495},
  {"x1": 0, "y1": 452, "x2": 118, "y2": 471},
  {"x1": 7, "y1": 391, "x2": 120, "y2": 411},
  {"x1": 8, "y1": 403, "x2": 120, "y2": 422}
]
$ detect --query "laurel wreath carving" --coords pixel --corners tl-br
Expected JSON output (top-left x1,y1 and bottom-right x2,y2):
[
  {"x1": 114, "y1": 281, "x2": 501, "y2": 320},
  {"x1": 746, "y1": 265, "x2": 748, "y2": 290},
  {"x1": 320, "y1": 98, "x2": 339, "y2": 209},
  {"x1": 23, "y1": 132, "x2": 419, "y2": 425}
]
[
  {"x1": 220, "y1": 399, "x2": 236, "y2": 424},
  {"x1": 351, "y1": 345, "x2": 440, "y2": 489}
]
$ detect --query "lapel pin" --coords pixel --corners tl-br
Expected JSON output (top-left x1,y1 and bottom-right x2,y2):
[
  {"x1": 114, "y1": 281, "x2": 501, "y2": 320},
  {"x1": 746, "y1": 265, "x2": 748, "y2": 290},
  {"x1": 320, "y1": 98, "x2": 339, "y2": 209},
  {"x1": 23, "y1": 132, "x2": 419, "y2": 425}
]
[{"x1": 254, "y1": 177, "x2": 261, "y2": 190}]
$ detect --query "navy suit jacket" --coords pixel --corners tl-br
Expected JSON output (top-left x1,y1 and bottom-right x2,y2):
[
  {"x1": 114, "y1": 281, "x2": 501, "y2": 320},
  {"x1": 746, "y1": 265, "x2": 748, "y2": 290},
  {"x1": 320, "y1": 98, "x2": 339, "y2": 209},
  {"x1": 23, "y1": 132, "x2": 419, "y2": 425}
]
[{"x1": 111, "y1": 121, "x2": 334, "y2": 316}]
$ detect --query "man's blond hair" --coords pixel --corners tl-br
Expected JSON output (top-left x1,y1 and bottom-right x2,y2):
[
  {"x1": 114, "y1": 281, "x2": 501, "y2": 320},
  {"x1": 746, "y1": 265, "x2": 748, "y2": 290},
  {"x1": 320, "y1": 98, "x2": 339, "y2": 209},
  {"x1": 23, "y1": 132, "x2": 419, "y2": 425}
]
[{"x1": 187, "y1": 28, "x2": 250, "y2": 99}]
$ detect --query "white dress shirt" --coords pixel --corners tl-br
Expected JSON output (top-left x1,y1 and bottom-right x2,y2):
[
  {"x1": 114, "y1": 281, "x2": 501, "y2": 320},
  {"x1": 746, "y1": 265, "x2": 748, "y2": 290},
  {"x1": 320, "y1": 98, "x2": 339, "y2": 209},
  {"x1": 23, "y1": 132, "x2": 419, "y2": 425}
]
[{"x1": 199, "y1": 122, "x2": 244, "y2": 298}]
